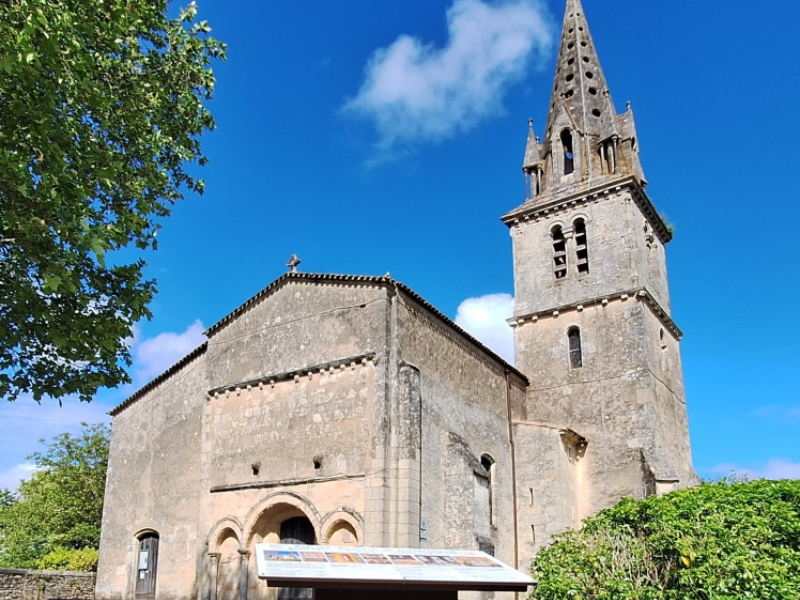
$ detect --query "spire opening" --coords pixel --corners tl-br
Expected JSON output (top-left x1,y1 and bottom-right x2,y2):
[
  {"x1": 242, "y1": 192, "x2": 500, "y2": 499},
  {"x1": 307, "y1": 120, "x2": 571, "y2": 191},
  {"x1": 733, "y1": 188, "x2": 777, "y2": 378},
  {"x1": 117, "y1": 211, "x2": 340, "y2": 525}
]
[{"x1": 560, "y1": 129, "x2": 575, "y2": 175}]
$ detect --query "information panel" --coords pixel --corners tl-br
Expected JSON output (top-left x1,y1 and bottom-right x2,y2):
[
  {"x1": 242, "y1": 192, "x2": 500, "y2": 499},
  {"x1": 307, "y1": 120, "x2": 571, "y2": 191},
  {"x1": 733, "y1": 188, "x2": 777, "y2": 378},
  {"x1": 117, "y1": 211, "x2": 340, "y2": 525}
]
[{"x1": 255, "y1": 544, "x2": 534, "y2": 592}]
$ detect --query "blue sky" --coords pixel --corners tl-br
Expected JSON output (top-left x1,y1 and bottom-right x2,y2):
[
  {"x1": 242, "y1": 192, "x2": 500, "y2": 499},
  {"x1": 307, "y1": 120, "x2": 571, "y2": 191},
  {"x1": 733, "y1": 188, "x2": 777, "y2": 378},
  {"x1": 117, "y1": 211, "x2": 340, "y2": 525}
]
[{"x1": 2, "y1": 0, "x2": 799, "y2": 489}]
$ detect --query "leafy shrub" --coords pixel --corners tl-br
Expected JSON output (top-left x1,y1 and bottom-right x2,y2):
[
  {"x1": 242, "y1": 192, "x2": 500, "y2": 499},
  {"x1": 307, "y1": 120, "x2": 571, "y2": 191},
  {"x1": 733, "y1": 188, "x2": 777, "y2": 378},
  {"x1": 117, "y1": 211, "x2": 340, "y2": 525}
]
[
  {"x1": 38, "y1": 547, "x2": 99, "y2": 572},
  {"x1": 532, "y1": 479, "x2": 800, "y2": 600}
]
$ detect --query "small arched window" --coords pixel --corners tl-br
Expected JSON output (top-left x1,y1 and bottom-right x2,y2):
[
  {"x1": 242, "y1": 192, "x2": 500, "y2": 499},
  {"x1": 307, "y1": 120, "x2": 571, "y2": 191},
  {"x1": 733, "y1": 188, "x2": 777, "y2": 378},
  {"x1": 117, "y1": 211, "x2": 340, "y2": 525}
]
[
  {"x1": 568, "y1": 327, "x2": 583, "y2": 369},
  {"x1": 561, "y1": 129, "x2": 575, "y2": 175},
  {"x1": 552, "y1": 226, "x2": 567, "y2": 280},
  {"x1": 574, "y1": 218, "x2": 589, "y2": 274}
]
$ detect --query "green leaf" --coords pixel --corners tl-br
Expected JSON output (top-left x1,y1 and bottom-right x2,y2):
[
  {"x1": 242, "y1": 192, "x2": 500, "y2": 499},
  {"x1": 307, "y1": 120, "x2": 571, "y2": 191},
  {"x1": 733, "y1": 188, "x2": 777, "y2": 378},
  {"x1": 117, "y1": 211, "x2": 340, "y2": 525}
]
[{"x1": 43, "y1": 275, "x2": 62, "y2": 293}]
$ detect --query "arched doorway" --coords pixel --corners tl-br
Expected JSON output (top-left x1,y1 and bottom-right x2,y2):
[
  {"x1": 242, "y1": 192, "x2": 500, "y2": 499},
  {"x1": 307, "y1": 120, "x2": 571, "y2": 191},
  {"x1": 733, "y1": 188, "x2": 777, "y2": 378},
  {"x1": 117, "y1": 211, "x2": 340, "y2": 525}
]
[
  {"x1": 135, "y1": 532, "x2": 159, "y2": 599},
  {"x1": 278, "y1": 517, "x2": 315, "y2": 600}
]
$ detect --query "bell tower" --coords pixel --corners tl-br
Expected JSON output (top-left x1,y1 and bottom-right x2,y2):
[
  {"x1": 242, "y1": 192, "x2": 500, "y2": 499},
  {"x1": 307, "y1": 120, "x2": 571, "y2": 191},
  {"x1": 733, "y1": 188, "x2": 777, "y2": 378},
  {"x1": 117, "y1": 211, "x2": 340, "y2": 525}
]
[{"x1": 504, "y1": 0, "x2": 697, "y2": 517}]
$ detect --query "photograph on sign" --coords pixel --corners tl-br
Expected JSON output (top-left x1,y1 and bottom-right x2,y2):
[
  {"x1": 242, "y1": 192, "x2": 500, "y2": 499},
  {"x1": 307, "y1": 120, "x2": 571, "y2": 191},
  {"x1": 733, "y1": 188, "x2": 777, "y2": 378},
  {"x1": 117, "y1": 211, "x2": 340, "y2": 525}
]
[{"x1": 255, "y1": 543, "x2": 535, "y2": 591}]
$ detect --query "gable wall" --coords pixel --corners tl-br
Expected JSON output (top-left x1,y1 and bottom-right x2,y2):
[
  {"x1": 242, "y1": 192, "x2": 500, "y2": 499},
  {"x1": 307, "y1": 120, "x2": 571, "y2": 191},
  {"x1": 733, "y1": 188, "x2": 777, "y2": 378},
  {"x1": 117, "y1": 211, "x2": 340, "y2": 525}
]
[
  {"x1": 96, "y1": 351, "x2": 208, "y2": 600},
  {"x1": 206, "y1": 281, "x2": 389, "y2": 389}
]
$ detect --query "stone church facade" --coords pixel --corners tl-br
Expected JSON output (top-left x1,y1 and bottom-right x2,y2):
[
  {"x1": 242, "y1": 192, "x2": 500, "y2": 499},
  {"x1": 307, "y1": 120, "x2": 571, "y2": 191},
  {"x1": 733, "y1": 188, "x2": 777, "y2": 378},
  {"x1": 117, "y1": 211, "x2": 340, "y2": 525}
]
[{"x1": 96, "y1": 1, "x2": 698, "y2": 599}]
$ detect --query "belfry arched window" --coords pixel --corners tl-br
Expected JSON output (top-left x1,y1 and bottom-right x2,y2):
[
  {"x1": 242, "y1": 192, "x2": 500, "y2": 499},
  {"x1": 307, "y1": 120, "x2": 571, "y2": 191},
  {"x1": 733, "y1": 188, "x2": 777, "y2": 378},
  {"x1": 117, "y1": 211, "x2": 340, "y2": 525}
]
[
  {"x1": 561, "y1": 129, "x2": 575, "y2": 175},
  {"x1": 551, "y1": 226, "x2": 567, "y2": 280},
  {"x1": 568, "y1": 327, "x2": 583, "y2": 369},
  {"x1": 574, "y1": 218, "x2": 589, "y2": 274}
]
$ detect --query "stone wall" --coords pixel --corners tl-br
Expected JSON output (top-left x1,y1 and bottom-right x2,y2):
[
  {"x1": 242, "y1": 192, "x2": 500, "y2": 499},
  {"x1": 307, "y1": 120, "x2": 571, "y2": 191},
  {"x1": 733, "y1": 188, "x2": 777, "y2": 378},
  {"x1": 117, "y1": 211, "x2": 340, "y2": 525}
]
[{"x1": 0, "y1": 569, "x2": 94, "y2": 600}]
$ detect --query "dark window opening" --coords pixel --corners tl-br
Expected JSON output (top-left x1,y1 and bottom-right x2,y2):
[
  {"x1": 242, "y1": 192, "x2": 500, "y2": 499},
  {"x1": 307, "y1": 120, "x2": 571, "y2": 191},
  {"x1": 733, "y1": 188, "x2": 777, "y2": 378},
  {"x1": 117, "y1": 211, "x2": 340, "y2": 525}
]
[
  {"x1": 574, "y1": 218, "x2": 589, "y2": 274},
  {"x1": 481, "y1": 455, "x2": 496, "y2": 527},
  {"x1": 568, "y1": 327, "x2": 583, "y2": 369},
  {"x1": 552, "y1": 226, "x2": 568, "y2": 280},
  {"x1": 561, "y1": 129, "x2": 574, "y2": 175}
]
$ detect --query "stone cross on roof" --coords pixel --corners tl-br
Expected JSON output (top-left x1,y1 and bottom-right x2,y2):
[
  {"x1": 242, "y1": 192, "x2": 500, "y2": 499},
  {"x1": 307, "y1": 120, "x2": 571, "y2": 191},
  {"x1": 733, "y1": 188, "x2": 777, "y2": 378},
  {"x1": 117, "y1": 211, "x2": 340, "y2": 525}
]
[{"x1": 286, "y1": 254, "x2": 301, "y2": 273}]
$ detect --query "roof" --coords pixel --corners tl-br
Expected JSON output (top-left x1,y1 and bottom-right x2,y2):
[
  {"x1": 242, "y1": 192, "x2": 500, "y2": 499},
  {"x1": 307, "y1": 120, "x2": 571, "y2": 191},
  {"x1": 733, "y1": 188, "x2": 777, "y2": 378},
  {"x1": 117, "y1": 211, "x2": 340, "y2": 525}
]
[{"x1": 110, "y1": 272, "x2": 527, "y2": 417}]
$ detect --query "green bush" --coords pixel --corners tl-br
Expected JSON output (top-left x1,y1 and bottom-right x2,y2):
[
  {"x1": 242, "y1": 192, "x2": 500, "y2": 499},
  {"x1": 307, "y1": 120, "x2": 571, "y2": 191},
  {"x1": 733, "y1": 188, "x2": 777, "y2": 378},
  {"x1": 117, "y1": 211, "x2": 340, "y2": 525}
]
[
  {"x1": 532, "y1": 479, "x2": 800, "y2": 600},
  {"x1": 38, "y1": 547, "x2": 99, "y2": 572}
]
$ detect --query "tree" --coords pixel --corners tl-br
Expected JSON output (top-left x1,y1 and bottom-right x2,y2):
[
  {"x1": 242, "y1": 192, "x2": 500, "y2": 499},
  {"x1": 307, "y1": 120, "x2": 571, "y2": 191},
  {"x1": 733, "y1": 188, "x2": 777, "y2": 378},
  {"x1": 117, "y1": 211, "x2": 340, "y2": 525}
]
[
  {"x1": 531, "y1": 479, "x2": 800, "y2": 600},
  {"x1": 0, "y1": 422, "x2": 109, "y2": 570},
  {"x1": 0, "y1": 0, "x2": 225, "y2": 402}
]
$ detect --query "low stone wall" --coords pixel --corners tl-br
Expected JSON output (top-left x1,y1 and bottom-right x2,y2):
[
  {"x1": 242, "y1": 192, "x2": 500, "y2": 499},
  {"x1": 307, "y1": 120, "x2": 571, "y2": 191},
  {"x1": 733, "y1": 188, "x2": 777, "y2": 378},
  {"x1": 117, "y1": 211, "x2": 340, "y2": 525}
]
[{"x1": 0, "y1": 569, "x2": 95, "y2": 600}]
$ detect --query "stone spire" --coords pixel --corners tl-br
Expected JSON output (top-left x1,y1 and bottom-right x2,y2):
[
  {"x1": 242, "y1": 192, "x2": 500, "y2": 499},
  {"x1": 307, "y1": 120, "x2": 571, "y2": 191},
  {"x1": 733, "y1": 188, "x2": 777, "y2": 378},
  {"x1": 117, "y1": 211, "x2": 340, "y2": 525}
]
[
  {"x1": 512, "y1": 0, "x2": 652, "y2": 203},
  {"x1": 543, "y1": 0, "x2": 618, "y2": 147}
]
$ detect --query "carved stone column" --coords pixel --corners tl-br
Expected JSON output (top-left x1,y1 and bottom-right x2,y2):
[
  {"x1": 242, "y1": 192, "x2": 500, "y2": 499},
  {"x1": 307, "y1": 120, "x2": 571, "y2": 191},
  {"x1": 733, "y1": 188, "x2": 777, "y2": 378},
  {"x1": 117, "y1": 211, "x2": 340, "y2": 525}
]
[
  {"x1": 238, "y1": 548, "x2": 250, "y2": 600},
  {"x1": 207, "y1": 553, "x2": 220, "y2": 600}
]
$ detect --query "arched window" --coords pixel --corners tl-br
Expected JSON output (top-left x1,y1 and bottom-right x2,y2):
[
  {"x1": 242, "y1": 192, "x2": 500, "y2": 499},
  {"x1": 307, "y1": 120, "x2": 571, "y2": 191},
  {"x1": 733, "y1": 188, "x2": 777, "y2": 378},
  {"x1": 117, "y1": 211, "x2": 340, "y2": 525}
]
[
  {"x1": 136, "y1": 532, "x2": 159, "y2": 599},
  {"x1": 552, "y1": 226, "x2": 567, "y2": 280},
  {"x1": 481, "y1": 455, "x2": 496, "y2": 527},
  {"x1": 561, "y1": 129, "x2": 575, "y2": 175},
  {"x1": 568, "y1": 327, "x2": 583, "y2": 369},
  {"x1": 574, "y1": 218, "x2": 589, "y2": 274}
]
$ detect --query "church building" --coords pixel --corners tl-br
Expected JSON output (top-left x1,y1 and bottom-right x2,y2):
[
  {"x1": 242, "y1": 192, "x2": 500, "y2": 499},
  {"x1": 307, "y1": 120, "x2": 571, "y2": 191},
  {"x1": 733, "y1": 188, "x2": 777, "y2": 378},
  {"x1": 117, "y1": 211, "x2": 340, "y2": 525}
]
[{"x1": 96, "y1": 1, "x2": 698, "y2": 599}]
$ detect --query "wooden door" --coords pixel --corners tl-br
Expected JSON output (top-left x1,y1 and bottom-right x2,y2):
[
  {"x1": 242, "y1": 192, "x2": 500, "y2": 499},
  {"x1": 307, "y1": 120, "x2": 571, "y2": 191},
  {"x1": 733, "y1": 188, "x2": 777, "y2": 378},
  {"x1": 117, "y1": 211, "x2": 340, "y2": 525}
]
[
  {"x1": 136, "y1": 534, "x2": 159, "y2": 598},
  {"x1": 278, "y1": 518, "x2": 314, "y2": 600}
]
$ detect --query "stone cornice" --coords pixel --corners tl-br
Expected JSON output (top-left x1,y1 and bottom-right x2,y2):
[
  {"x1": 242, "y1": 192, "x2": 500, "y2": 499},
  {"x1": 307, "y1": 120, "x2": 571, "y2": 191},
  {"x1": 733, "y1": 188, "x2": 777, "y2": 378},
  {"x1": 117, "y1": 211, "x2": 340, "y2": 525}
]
[
  {"x1": 207, "y1": 352, "x2": 379, "y2": 398},
  {"x1": 210, "y1": 473, "x2": 367, "y2": 494},
  {"x1": 502, "y1": 175, "x2": 672, "y2": 245},
  {"x1": 508, "y1": 287, "x2": 683, "y2": 340}
]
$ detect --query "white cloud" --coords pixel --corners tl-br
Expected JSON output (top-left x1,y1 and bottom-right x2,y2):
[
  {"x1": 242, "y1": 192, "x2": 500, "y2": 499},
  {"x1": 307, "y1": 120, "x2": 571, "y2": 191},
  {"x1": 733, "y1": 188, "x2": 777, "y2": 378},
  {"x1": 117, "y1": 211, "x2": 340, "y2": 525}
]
[
  {"x1": 705, "y1": 459, "x2": 800, "y2": 481},
  {"x1": 345, "y1": 0, "x2": 553, "y2": 154},
  {"x1": 0, "y1": 396, "x2": 112, "y2": 491},
  {"x1": 132, "y1": 320, "x2": 206, "y2": 385},
  {"x1": 0, "y1": 462, "x2": 38, "y2": 491},
  {"x1": 0, "y1": 320, "x2": 206, "y2": 491},
  {"x1": 455, "y1": 293, "x2": 515, "y2": 364}
]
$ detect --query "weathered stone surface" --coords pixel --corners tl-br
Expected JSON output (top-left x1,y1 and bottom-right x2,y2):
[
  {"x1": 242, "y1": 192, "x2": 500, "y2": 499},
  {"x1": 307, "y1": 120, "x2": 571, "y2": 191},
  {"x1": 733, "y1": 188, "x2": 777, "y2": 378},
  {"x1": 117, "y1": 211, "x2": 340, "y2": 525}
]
[{"x1": 0, "y1": 569, "x2": 94, "y2": 600}]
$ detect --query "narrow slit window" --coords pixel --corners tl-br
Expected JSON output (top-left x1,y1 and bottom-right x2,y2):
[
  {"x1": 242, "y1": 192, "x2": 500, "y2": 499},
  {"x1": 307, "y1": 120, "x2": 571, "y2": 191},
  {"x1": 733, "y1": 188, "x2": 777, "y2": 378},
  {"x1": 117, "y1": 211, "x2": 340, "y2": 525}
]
[
  {"x1": 574, "y1": 218, "x2": 589, "y2": 274},
  {"x1": 561, "y1": 129, "x2": 574, "y2": 175},
  {"x1": 481, "y1": 455, "x2": 496, "y2": 526},
  {"x1": 552, "y1": 226, "x2": 567, "y2": 280},
  {"x1": 568, "y1": 327, "x2": 583, "y2": 369}
]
